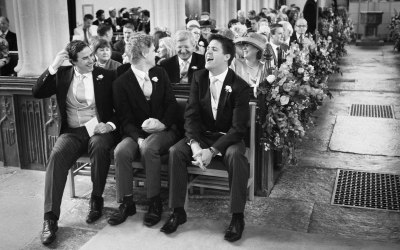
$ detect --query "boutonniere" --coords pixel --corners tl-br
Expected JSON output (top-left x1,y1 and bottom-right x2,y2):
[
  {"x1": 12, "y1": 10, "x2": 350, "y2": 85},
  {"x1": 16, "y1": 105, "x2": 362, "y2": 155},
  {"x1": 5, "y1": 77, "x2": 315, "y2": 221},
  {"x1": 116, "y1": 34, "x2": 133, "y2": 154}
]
[
  {"x1": 96, "y1": 74, "x2": 104, "y2": 81},
  {"x1": 198, "y1": 41, "x2": 204, "y2": 47},
  {"x1": 225, "y1": 85, "x2": 232, "y2": 93},
  {"x1": 191, "y1": 66, "x2": 198, "y2": 70},
  {"x1": 151, "y1": 77, "x2": 158, "y2": 82}
]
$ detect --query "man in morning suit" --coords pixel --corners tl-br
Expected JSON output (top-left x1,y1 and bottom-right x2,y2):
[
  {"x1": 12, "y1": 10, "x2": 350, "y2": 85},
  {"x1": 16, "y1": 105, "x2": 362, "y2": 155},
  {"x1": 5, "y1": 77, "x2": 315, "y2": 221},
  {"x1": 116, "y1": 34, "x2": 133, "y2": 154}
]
[
  {"x1": 289, "y1": 18, "x2": 313, "y2": 50},
  {"x1": 0, "y1": 16, "x2": 17, "y2": 51},
  {"x1": 32, "y1": 40, "x2": 118, "y2": 245},
  {"x1": 266, "y1": 23, "x2": 289, "y2": 68},
  {"x1": 159, "y1": 30, "x2": 205, "y2": 85},
  {"x1": 161, "y1": 34, "x2": 251, "y2": 242},
  {"x1": 108, "y1": 33, "x2": 179, "y2": 227}
]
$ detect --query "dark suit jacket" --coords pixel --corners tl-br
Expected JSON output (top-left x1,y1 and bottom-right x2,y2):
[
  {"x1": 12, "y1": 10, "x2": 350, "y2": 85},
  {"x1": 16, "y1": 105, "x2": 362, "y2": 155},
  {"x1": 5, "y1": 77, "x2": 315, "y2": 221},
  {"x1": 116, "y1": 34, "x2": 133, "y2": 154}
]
[
  {"x1": 32, "y1": 66, "x2": 117, "y2": 134},
  {"x1": 289, "y1": 32, "x2": 315, "y2": 48},
  {"x1": 5, "y1": 31, "x2": 17, "y2": 51},
  {"x1": 105, "y1": 17, "x2": 123, "y2": 32},
  {"x1": 159, "y1": 54, "x2": 205, "y2": 85},
  {"x1": 116, "y1": 63, "x2": 131, "y2": 77},
  {"x1": 113, "y1": 40, "x2": 125, "y2": 54},
  {"x1": 266, "y1": 43, "x2": 289, "y2": 68},
  {"x1": 137, "y1": 20, "x2": 150, "y2": 34},
  {"x1": 113, "y1": 66, "x2": 178, "y2": 141},
  {"x1": 184, "y1": 68, "x2": 250, "y2": 154}
]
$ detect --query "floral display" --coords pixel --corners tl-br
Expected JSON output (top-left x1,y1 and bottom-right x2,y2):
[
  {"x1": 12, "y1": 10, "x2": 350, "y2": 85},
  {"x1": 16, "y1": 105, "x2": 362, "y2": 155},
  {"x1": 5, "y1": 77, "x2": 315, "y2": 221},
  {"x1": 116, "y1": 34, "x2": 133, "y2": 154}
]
[
  {"x1": 257, "y1": 9, "x2": 352, "y2": 163},
  {"x1": 389, "y1": 10, "x2": 400, "y2": 51}
]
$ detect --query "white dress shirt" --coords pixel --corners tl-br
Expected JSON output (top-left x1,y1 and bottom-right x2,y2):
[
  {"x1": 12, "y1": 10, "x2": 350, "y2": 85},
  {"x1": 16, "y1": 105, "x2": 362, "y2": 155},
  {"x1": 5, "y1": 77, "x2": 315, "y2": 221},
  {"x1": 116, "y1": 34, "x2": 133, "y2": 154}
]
[
  {"x1": 131, "y1": 65, "x2": 152, "y2": 99},
  {"x1": 270, "y1": 42, "x2": 280, "y2": 68},
  {"x1": 209, "y1": 68, "x2": 229, "y2": 120}
]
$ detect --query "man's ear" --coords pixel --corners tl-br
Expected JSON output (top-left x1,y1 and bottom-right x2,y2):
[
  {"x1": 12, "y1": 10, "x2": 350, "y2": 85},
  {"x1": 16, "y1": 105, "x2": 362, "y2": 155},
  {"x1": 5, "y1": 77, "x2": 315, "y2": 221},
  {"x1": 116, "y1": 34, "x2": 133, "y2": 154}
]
[{"x1": 224, "y1": 54, "x2": 231, "y2": 63}]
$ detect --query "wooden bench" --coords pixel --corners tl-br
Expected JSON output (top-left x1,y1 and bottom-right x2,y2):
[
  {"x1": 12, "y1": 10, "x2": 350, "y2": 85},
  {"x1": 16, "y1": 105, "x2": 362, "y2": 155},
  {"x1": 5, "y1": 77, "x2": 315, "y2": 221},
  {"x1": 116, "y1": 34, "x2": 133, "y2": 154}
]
[{"x1": 68, "y1": 98, "x2": 256, "y2": 201}]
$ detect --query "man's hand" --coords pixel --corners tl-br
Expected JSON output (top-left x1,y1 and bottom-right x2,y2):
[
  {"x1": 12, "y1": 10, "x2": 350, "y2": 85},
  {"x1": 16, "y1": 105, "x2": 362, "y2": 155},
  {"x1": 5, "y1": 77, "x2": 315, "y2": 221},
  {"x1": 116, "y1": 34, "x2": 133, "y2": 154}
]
[
  {"x1": 94, "y1": 122, "x2": 113, "y2": 134},
  {"x1": 51, "y1": 49, "x2": 69, "y2": 71},
  {"x1": 191, "y1": 152, "x2": 206, "y2": 171},
  {"x1": 141, "y1": 118, "x2": 166, "y2": 133},
  {"x1": 138, "y1": 138, "x2": 145, "y2": 149},
  {"x1": 195, "y1": 148, "x2": 213, "y2": 167}
]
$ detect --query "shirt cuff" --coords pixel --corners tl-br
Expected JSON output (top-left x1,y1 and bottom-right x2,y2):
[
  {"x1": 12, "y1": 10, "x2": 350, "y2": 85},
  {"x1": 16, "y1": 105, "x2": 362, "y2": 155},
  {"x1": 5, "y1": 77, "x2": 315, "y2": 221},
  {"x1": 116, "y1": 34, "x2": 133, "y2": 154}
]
[
  {"x1": 106, "y1": 122, "x2": 116, "y2": 131},
  {"x1": 48, "y1": 65, "x2": 58, "y2": 75}
]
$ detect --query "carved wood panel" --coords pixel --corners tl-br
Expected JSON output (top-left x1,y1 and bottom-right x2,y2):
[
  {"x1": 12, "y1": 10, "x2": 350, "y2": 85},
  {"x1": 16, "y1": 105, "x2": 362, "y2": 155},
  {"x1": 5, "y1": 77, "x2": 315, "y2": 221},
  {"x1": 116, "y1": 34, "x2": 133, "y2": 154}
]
[{"x1": 0, "y1": 95, "x2": 19, "y2": 167}]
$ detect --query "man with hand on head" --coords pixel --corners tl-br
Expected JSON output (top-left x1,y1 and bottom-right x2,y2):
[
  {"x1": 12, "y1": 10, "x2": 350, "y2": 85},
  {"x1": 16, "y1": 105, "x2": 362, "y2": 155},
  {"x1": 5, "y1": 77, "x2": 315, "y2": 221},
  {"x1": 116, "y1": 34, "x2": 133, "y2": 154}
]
[
  {"x1": 109, "y1": 33, "x2": 179, "y2": 227},
  {"x1": 161, "y1": 34, "x2": 250, "y2": 243},
  {"x1": 33, "y1": 40, "x2": 118, "y2": 245}
]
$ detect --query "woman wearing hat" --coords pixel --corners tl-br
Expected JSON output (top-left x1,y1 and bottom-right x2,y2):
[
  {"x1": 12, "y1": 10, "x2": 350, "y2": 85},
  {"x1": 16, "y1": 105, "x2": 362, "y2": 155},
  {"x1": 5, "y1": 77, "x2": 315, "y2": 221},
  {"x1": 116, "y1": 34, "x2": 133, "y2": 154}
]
[{"x1": 231, "y1": 32, "x2": 266, "y2": 98}]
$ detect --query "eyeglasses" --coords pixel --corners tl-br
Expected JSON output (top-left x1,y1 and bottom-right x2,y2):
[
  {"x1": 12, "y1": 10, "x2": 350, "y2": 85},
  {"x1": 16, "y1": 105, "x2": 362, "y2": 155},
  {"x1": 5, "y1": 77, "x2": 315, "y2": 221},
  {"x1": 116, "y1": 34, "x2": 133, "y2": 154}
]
[{"x1": 296, "y1": 25, "x2": 307, "y2": 28}]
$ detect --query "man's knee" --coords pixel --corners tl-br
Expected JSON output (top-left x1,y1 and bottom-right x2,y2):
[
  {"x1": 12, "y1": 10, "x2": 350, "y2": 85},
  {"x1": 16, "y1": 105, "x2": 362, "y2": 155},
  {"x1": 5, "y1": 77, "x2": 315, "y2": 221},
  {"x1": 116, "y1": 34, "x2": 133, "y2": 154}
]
[
  {"x1": 89, "y1": 134, "x2": 112, "y2": 153},
  {"x1": 114, "y1": 142, "x2": 134, "y2": 162},
  {"x1": 141, "y1": 142, "x2": 159, "y2": 158},
  {"x1": 225, "y1": 144, "x2": 245, "y2": 160}
]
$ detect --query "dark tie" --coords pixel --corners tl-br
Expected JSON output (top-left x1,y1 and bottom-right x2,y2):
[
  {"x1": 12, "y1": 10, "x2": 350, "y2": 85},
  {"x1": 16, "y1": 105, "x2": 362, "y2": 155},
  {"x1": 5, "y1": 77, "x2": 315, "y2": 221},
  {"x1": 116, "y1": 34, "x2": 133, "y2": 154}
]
[
  {"x1": 83, "y1": 28, "x2": 88, "y2": 43},
  {"x1": 276, "y1": 47, "x2": 281, "y2": 68}
]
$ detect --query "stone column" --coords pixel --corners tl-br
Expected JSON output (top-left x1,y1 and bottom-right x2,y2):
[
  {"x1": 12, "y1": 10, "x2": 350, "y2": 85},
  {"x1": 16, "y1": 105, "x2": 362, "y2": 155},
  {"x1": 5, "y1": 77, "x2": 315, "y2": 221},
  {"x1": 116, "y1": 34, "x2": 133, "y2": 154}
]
[
  {"x1": 150, "y1": 0, "x2": 186, "y2": 35},
  {"x1": 210, "y1": 0, "x2": 237, "y2": 30},
  {"x1": 13, "y1": 0, "x2": 69, "y2": 77}
]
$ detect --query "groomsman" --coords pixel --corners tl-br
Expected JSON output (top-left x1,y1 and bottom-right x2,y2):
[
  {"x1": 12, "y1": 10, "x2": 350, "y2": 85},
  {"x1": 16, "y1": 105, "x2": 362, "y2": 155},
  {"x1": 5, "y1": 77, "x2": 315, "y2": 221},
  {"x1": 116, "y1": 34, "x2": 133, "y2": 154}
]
[
  {"x1": 159, "y1": 30, "x2": 205, "y2": 85},
  {"x1": 161, "y1": 34, "x2": 251, "y2": 242},
  {"x1": 33, "y1": 40, "x2": 118, "y2": 245},
  {"x1": 267, "y1": 23, "x2": 289, "y2": 68},
  {"x1": 109, "y1": 33, "x2": 179, "y2": 227}
]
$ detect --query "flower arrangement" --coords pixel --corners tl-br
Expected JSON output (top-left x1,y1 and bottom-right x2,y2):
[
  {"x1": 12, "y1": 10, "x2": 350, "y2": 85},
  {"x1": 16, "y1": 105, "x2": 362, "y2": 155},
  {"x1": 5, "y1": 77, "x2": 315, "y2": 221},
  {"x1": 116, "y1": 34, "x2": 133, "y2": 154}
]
[
  {"x1": 389, "y1": 10, "x2": 400, "y2": 51},
  {"x1": 256, "y1": 9, "x2": 352, "y2": 164}
]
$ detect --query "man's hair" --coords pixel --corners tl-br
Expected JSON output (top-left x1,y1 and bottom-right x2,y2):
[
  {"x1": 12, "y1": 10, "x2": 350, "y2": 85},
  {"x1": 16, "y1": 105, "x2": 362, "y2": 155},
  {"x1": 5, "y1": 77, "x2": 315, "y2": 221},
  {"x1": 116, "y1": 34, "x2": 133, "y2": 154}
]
[
  {"x1": 126, "y1": 33, "x2": 153, "y2": 63},
  {"x1": 278, "y1": 21, "x2": 293, "y2": 36},
  {"x1": 0, "y1": 16, "x2": 9, "y2": 23},
  {"x1": 66, "y1": 40, "x2": 89, "y2": 62},
  {"x1": 227, "y1": 19, "x2": 239, "y2": 29},
  {"x1": 218, "y1": 28, "x2": 235, "y2": 41},
  {"x1": 83, "y1": 14, "x2": 94, "y2": 21},
  {"x1": 270, "y1": 23, "x2": 283, "y2": 35},
  {"x1": 295, "y1": 18, "x2": 308, "y2": 26},
  {"x1": 141, "y1": 10, "x2": 150, "y2": 18},
  {"x1": 91, "y1": 38, "x2": 111, "y2": 53},
  {"x1": 173, "y1": 30, "x2": 195, "y2": 46},
  {"x1": 207, "y1": 34, "x2": 235, "y2": 66},
  {"x1": 123, "y1": 23, "x2": 135, "y2": 31},
  {"x1": 248, "y1": 10, "x2": 256, "y2": 16},
  {"x1": 97, "y1": 24, "x2": 112, "y2": 37},
  {"x1": 95, "y1": 9, "x2": 105, "y2": 19}
]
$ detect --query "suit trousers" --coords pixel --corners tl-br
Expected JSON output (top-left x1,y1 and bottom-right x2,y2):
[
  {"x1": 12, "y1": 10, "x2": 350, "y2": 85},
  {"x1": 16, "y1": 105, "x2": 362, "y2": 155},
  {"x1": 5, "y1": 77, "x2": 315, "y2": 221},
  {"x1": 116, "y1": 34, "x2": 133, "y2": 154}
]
[
  {"x1": 44, "y1": 128, "x2": 117, "y2": 218},
  {"x1": 114, "y1": 130, "x2": 178, "y2": 202},
  {"x1": 168, "y1": 138, "x2": 249, "y2": 213}
]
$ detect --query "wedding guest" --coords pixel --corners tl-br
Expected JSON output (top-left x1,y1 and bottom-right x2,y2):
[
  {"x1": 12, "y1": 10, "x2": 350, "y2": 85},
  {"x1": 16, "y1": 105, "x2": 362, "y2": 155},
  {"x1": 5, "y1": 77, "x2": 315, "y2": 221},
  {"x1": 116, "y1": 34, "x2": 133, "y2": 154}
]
[
  {"x1": 91, "y1": 38, "x2": 121, "y2": 71},
  {"x1": 153, "y1": 30, "x2": 169, "y2": 53},
  {"x1": 290, "y1": 18, "x2": 314, "y2": 50},
  {"x1": 0, "y1": 36, "x2": 9, "y2": 75},
  {"x1": 156, "y1": 37, "x2": 176, "y2": 65},
  {"x1": 73, "y1": 14, "x2": 98, "y2": 44},
  {"x1": 187, "y1": 20, "x2": 205, "y2": 55},
  {"x1": 266, "y1": 23, "x2": 289, "y2": 68},
  {"x1": 113, "y1": 23, "x2": 135, "y2": 54},
  {"x1": 97, "y1": 24, "x2": 123, "y2": 63},
  {"x1": 106, "y1": 7, "x2": 123, "y2": 32},
  {"x1": 278, "y1": 20, "x2": 293, "y2": 46},
  {"x1": 232, "y1": 32, "x2": 266, "y2": 97},
  {"x1": 0, "y1": 16, "x2": 17, "y2": 51},
  {"x1": 137, "y1": 9, "x2": 150, "y2": 34},
  {"x1": 93, "y1": 9, "x2": 106, "y2": 26}
]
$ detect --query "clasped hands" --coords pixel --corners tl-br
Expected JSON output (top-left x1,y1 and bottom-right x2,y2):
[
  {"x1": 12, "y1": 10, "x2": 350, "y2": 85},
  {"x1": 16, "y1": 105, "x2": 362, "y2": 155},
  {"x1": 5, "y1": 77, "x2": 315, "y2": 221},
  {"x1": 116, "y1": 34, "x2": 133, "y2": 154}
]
[{"x1": 94, "y1": 122, "x2": 113, "y2": 134}]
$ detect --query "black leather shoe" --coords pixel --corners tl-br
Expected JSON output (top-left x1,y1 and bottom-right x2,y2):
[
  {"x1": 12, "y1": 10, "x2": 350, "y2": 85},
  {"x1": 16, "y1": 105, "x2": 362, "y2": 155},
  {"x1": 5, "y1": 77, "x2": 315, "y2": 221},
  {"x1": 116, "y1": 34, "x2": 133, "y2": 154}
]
[
  {"x1": 41, "y1": 219, "x2": 58, "y2": 245},
  {"x1": 86, "y1": 197, "x2": 104, "y2": 224},
  {"x1": 224, "y1": 217, "x2": 245, "y2": 242},
  {"x1": 144, "y1": 199, "x2": 163, "y2": 227},
  {"x1": 107, "y1": 202, "x2": 136, "y2": 226},
  {"x1": 160, "y1": 211, "x2": 187, "y2": 234}
]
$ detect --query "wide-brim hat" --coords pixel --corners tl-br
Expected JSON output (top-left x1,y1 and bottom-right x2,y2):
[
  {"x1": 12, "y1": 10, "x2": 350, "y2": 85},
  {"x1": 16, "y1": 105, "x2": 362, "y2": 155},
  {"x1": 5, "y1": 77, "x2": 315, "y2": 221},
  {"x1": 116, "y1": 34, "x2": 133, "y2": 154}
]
[
  {"x1": 187, "y1": 20, "x2": 200, "y2": 29},
  {"x1": 234, "y1": 33, "x2": 266, "y2": 51}
]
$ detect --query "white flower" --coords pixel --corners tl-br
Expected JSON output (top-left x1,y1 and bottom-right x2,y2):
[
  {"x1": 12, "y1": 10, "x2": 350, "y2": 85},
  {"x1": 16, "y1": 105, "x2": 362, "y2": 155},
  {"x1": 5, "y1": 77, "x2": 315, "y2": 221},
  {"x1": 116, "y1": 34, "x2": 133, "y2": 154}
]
[
  {"x1": 96, "y1": 74, "x2": 104, "y2": 80},
  {"x1": 225, "y1": 85, "x2": 232, "y2": 93},
  {"x1": 303, "y1": 76, "x2": 310, "y2": 82},
  {"x1": 280, "y1": 95, "x2": 290, "y2": 105},
  {"x1": 297, "y1": 68, "x2": 304, "y2": 74},
  {"x1": 199, "y1": 41, "x2": 204, "y2": 47},
  {"x1": 151, "y1": 77, "x2": 158, "y2": 82},
  {"x1": 266, "y1": 75, "x2": 276, "y2": 83},
  {"x1": 191, "y1": 66, "x2": 198, "y2": 70}
]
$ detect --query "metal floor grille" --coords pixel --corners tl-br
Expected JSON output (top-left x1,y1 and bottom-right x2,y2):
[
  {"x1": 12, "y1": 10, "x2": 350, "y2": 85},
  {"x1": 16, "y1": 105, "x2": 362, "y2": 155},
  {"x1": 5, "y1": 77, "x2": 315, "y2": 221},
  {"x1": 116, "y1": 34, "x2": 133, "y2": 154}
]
[
  {"x1": 349, "y1": 104, "x2": 394, "y2": 118},
  {"x1": 332, "y1": 170, "x2": 400, "y2": 211}
]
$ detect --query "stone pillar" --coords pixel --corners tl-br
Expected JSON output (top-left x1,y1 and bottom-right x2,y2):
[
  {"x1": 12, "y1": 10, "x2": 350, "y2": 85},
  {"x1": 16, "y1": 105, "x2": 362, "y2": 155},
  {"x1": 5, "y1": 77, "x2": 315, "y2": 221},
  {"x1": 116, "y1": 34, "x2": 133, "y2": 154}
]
[
  {"x1": 210, "y1": 0, "x2": 237, "y2": 30},
  {"x1": 150, "y1": 0, "x2": 186, "y2": 35},
  {"x1": 13, "y1": 0, "x2": 69, "y2": 77}
]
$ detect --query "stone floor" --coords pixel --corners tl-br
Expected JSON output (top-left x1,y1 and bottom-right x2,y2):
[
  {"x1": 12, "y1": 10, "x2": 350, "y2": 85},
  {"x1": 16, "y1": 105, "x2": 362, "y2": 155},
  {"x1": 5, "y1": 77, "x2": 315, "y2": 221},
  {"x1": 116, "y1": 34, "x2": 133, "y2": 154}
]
[{"x1": 1, "y1": 45, "x2": 400, "y2": 250}]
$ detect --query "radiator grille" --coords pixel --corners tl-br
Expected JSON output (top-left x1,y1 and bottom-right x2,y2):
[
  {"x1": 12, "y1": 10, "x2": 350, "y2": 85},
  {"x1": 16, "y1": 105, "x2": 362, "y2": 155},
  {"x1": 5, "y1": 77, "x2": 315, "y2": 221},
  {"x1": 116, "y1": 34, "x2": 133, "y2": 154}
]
[
  {"x1": 349, "y1": 104, "x2": 394, "y2": 118},
  {"x1": 332, "y1": 169, "x2": 400, "y2": 211}
]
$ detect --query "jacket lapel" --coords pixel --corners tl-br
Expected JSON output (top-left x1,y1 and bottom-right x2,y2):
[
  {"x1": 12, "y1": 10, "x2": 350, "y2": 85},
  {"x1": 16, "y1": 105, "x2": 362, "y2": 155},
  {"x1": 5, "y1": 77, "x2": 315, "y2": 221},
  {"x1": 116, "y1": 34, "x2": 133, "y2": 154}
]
[
  {"x1": 215, "y1": 69, "x2": 232, "y2": 123},
  {"x1": 200, "y1": 71, "x2": 213, "y2": 120},
  {"x1": 267, "y1": 43, "x2": 278, "y2": 65},
  {"x1": 148, "y1": 69, "x2": 158, "y2": 109},
  {"x1": 92, "y1": 67, "x2": 101, "y2": 107},
  {"x1": 60, "y1": 67, "x2": 74, "y2": 106}
]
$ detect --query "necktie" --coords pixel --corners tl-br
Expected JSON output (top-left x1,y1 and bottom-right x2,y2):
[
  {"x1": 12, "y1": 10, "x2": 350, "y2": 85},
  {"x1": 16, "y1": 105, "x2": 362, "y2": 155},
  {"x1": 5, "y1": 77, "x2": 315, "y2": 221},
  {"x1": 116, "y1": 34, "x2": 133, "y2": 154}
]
[
  {"x1": 180, "y1": 60, "x2": 189, "y2": 78},
  {"x1": 83, "y1": 28, "x2": 88, "y2": 43},
  {"x1": 142, "y1": 75, "x2": 153, "y2": 100},
  {"x1": 210, "y1": 77, "x2": 219, "y2": 101},
  {"x1": 276, "y1": 47, "x2": 281, "y2": 67},
  {"x1": 76, "y1": 75, "x2": 87, "y2": 104}
]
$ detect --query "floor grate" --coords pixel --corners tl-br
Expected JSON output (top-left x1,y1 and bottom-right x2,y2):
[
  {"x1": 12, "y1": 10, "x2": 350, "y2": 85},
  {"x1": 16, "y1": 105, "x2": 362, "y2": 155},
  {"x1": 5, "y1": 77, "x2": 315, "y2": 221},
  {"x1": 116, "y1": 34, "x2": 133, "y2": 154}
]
[
  {"x1": 332, "y1": 169, "x2": 400, "y2": 212},
  {"x1": 349, "y1": 104, "x2": 394, "y2": 118}
]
